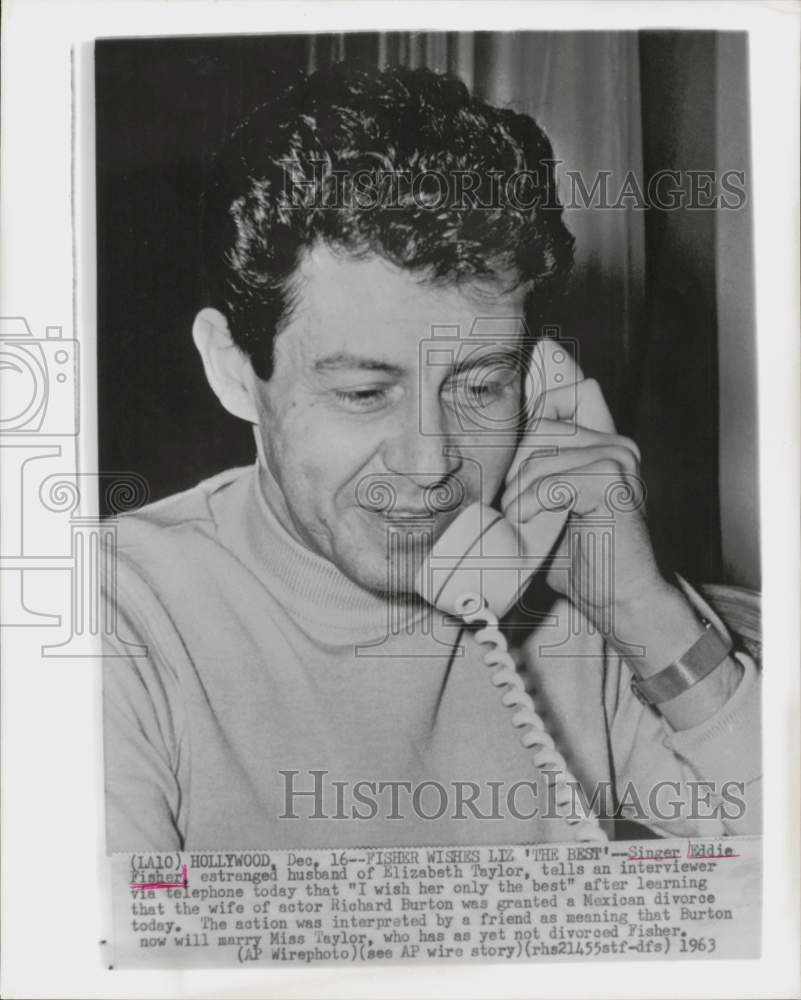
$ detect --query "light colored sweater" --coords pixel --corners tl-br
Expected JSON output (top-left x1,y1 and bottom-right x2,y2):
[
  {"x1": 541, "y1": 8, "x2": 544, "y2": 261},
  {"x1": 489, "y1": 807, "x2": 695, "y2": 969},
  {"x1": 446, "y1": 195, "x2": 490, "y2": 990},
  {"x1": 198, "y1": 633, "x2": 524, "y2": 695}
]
[{"x1": 102, "y1": 463, "x2": 761, "y2": 851}]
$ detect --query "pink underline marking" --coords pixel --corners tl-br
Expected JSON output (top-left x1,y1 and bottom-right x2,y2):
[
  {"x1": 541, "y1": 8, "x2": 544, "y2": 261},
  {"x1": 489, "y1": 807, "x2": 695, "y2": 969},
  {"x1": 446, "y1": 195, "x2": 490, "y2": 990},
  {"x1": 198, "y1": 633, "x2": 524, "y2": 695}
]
[
  {"x1": 626, "y1": 855, "x2": 681, "y2": 862},
  {"x1": 129, "y1": 863, "x2": 188, "y2": 890},
  {"x1": 626, "y1": 842, "x2": 740, "y2": 863}
]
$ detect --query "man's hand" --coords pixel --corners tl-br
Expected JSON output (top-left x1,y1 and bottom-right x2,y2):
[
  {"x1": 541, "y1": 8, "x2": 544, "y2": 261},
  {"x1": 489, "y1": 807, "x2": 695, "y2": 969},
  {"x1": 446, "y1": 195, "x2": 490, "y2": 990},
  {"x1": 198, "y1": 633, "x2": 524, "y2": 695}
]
[
  {"x1": 502, "y1": 341, "x2": 742, "y2": 730},
  {"x1": 502, "y1": 345, "x2": 666, "y2": 627}
]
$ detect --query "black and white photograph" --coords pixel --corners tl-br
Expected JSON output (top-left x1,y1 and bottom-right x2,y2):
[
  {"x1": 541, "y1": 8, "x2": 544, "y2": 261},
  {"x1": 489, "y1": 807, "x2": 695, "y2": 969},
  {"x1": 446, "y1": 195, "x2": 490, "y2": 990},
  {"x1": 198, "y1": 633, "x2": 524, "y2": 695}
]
[{"x1": 98, "y1": 30, "x2": 761, "y2": 852}]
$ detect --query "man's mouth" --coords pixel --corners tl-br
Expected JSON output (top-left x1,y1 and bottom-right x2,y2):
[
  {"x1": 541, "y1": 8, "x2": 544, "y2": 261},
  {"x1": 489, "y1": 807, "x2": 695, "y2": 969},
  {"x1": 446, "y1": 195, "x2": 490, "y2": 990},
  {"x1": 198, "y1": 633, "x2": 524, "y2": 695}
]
[
  {"x1": 357, "y1": 503, "x2": 463, "y2": 540},
  {"x1": 354, "y1": 474, "x2": 465, "y2": 520}
]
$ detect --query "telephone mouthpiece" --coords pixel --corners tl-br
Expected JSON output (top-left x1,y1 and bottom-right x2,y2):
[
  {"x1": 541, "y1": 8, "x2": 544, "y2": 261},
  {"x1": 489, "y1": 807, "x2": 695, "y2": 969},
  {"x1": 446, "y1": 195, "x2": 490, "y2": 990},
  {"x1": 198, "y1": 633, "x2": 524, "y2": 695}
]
[{"x1": 415, "y1": 502, "x2": 568, "y2": 617}]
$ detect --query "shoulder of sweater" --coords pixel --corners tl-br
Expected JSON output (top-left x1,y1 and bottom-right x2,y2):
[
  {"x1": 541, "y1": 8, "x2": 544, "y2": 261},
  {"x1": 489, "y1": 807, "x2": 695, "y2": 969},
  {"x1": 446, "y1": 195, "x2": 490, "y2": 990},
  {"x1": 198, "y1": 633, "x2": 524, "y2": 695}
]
[{"x1": 109, "y1": 465, "x2": 252, "y2": 557}]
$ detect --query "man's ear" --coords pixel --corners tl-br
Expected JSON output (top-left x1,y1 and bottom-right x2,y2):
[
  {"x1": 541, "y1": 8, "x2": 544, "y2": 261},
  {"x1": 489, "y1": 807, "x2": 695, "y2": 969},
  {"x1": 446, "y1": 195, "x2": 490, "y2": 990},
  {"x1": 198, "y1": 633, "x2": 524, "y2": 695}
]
[{"x1": 192, "y1": 307, "x2": 259, "y2": 424}]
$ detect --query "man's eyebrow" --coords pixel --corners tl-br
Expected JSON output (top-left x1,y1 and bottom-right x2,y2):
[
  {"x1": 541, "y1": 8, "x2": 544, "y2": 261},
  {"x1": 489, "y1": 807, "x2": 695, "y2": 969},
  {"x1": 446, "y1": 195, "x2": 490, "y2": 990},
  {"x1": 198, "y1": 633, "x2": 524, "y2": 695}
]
[
  {"x1": 450, "y1": 345, "x2": 526, "y2": 374},
  {"x1": 313, "y1": 352, "x2": 406, "y2": 376}
]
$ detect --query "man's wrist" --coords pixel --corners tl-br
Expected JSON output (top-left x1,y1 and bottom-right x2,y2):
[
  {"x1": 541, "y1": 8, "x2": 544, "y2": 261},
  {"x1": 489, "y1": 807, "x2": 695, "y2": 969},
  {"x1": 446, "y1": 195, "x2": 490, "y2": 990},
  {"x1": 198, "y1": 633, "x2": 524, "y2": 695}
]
[
  {"x1": 611, "y1": 577, "x2": 706, "y2": 679},
  {"x1": 605, "y1": 578, "x2": 744, "y2": 730},
  {"x1": 630, "y1": 619, "x2": 733, "y2": 705}
]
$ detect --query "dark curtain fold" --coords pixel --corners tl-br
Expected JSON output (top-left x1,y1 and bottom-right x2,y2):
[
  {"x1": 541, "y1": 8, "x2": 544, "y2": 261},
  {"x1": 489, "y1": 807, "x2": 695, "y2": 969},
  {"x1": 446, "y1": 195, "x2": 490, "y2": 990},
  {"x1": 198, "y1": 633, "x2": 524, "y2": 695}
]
[{"x1": 635, "y1": 31, "x2": 723, "y2": 584}]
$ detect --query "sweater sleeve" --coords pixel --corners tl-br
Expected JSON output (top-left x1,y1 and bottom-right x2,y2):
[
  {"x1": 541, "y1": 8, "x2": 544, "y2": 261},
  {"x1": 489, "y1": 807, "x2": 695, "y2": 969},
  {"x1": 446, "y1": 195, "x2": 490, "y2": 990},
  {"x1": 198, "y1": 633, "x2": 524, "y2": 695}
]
[
  {"x1": 606, "y1": 580, "x2": 761, "y2": 838},
  {"x1": 102, "y1": 569, "x2": 186, "y2": 853}
]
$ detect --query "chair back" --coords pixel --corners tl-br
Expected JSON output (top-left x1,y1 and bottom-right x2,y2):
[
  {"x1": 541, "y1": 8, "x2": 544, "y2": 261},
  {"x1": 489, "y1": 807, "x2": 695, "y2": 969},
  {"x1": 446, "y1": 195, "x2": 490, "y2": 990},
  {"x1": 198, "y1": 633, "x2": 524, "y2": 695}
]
[{"x1": 700, "y1": 584, "x2": 761, "y2": 667}]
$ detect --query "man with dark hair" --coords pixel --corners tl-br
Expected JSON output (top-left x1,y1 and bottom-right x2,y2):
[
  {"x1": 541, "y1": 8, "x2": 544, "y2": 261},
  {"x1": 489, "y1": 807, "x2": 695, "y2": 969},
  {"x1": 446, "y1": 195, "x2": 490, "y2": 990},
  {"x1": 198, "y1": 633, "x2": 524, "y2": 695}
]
[
  {"x1": 103, "y1": 63, "x2": 760, "y2": 851},
  {"x1": 199, "y1": 63, "x2": 574, "y2": 380}
]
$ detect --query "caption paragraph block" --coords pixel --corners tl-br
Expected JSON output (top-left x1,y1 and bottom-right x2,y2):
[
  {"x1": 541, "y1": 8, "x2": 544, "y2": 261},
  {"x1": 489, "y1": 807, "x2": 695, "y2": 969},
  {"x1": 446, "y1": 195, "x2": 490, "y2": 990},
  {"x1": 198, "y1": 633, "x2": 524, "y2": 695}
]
[{"x1": 110, "y1": 835, "x2": 761, "y2": 968}]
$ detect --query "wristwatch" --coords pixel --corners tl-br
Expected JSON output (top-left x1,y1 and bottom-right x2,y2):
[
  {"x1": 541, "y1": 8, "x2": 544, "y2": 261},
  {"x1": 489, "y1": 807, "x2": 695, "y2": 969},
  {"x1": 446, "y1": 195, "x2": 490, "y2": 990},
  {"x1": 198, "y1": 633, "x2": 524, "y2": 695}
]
[{"x1": 630, "y1": 618, "x2": 734, "y2": 706}]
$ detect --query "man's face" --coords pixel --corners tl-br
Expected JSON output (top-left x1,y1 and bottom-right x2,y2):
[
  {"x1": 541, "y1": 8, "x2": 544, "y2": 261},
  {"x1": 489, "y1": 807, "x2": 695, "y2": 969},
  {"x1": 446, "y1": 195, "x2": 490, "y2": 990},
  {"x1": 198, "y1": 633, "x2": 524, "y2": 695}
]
[{"x1": 250, "y1": 244, "x2": 529, "y2": 594}]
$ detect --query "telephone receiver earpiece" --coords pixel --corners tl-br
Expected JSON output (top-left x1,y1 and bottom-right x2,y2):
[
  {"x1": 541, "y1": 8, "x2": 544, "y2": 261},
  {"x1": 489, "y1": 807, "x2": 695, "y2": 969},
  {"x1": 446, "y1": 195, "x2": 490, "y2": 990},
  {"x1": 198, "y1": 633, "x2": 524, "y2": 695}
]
[{"x1": 415, "y1": 340, "x2": 596, "y2": 617}]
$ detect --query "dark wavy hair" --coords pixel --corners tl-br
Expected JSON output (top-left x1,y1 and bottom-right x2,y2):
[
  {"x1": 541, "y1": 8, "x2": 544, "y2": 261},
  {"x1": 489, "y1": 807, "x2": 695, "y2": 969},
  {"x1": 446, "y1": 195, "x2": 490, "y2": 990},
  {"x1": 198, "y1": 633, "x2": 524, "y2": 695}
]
[{"x1": 201, "y1": 61, "x2": 575, "y2": 380}]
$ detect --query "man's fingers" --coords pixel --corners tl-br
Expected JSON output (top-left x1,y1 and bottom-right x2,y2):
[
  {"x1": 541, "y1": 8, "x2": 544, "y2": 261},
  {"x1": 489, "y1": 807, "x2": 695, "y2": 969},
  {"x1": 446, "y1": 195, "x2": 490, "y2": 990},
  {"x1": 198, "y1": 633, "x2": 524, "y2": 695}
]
[
  {"x1": 506, "y1": 427, "x2": 642, "y2": 485},
  {"x1": 502, "y1": 456, "x2": 646, "y2": 526},
  {"x1": 501, "y1": 444, "x2": 640, "y2": 512},
  {"x1": 516, "y1": 421, "x2": 641, "y2": 459}
]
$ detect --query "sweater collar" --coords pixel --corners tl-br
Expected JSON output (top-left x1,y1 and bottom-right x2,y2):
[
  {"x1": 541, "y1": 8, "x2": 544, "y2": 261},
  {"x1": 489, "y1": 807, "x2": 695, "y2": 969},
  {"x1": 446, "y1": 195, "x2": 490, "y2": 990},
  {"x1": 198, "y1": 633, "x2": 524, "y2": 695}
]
[{"x1": 227, "y1": 436, "x2": 430, "y2": 643}]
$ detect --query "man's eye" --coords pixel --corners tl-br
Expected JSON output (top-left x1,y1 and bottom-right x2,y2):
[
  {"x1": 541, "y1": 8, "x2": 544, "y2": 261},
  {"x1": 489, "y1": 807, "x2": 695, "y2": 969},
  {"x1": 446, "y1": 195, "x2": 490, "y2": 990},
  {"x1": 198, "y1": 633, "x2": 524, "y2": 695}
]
[
  {"x1": 445, "y1": 374, "x2": 517, "y2": 409},
  {"x1": 334, "y1": 387, "x2": 392, "y2": 412}
]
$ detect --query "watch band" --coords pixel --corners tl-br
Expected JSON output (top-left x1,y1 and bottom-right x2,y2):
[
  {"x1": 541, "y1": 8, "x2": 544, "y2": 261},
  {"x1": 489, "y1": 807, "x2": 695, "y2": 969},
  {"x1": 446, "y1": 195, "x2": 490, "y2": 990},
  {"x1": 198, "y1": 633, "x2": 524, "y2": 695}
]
[{"x1": 631, "y1": 619, "x2": 733, "y2": 706}]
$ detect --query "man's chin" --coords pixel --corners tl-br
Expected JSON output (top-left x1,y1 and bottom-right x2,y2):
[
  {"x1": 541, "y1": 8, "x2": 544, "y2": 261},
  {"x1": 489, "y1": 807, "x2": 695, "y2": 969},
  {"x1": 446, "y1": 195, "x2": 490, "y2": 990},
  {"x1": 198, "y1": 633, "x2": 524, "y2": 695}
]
[{"x1": 333, "y1": 536, "x2": 429, "y2": 599}]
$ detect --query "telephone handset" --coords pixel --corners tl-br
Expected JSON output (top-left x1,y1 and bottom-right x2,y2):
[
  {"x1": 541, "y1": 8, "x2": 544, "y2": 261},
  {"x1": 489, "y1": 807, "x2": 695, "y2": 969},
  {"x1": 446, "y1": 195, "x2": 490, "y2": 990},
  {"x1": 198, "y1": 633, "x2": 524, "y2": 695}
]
[
  {"x1": 415, "y1": 337, "x2": 616, "y2": 618},
  {"x1": 413, "y1": 345, "x2": 609, "y2": 842},
  {"x1": 414, "y1": 501, "x2": 569, "y2": 619}
]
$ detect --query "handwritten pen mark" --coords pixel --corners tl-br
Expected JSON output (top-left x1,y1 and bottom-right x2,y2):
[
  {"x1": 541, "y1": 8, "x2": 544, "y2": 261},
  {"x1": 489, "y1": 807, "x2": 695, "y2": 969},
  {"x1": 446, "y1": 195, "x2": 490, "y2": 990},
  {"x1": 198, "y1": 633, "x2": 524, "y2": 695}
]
[
  {"x1": 627, "y1": 851, "x2": 740, "y2": 863},
  {"x1": 686, "y1": 841, "x2": 739, "y2": 860},
  {"x1": 626, "y1": 855, "x2": 681, "y2": 863},
  {"x1": 687, "y1": 854, "x2": 740, "y2": 859},
  {"x1": 625, "y1": 840, "x2": 741, "y2": 863},
  {"x1": 129, "y1": 863, "x2": 188, "y2": 891}
]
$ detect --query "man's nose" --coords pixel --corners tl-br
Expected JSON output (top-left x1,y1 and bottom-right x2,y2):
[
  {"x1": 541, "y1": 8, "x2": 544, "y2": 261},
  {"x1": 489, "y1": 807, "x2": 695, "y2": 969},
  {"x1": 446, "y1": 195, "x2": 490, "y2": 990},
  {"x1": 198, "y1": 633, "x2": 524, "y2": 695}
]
[{"x1": 381, "y1": 409, "x2": 463, "y2": 492}]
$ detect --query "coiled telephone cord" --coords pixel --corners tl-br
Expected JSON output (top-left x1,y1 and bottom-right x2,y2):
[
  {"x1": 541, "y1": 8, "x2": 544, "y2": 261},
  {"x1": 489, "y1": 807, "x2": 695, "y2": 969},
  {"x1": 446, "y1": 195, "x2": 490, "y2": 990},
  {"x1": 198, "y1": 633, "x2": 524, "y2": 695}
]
[{"x1": 454, "y1": 593, "x2": 608, "y2": 844}]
